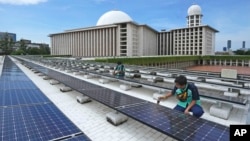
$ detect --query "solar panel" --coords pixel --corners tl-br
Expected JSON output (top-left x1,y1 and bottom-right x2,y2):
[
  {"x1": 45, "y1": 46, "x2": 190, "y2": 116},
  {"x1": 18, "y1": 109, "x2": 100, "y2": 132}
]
[
  {"x1": 62, "y1": 134, "x2": 91, "y2": 141},
  {"x1": 119, "y1": 102, "x2": 229, "y2": 141},
  {"x1": 25, "y1": 62, "x2": 102, "y2": 91},
  {"x1": 0, "y1": 103, "x2": 84, "y2": 141},
  {"x1": 0, "y1": 81, "x2": 37, "y2": 90},
  {"x1": 0, "y1": 57, "x2": 91, "y2": 141},
  {"x1": 200, "y1": 90, "x2": 247, "y2": 105},
  {"x1": 46, "y1": 70, "x2": 101, "y2": 90},
  {"x1": 0, "y1": 75, "x2": 30, "y2": 81},
  {"x1": 17, "y1": 57, "x2": 232, "y2": 141},
  {"x1": 0, "y1": 89, "x2": 51, "y2": 107},
  {"x1": 79, "y1": 88, "x2": 147, "y2": 108}
]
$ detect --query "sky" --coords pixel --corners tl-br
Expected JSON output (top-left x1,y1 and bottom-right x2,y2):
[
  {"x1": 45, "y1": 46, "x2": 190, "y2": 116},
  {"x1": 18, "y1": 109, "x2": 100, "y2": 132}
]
[{"x1": 0, "y1": 0, "x2": 249, "y2": 51}]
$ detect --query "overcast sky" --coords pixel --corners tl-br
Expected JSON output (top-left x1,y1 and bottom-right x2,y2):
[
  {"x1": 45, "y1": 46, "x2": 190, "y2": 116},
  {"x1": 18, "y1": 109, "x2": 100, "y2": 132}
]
[{"x1": 0, "y1": 0, "x2": 249, "y2": 51}]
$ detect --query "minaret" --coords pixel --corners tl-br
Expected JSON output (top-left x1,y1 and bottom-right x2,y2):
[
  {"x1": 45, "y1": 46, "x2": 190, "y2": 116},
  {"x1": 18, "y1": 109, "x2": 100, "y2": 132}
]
[{"x1": 187, "y1": 4, "x2": 203, "y2": 27}]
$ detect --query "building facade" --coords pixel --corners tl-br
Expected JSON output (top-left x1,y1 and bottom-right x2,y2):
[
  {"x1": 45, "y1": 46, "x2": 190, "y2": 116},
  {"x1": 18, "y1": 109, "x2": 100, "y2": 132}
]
[
  {"x1": 0, "y1": 32, "x2": 16, "y2": 42},
  {"x1": 50, "y1": 4, "x2": 218, "y2": 57},
  {"x1": 50, "y1": 22, "x2": 158, "y2": 57}
]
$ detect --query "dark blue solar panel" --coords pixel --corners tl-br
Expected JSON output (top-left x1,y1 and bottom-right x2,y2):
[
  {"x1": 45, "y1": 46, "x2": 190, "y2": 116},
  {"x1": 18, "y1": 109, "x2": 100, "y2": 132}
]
[
  {"x1": 0, "y1": 57, "x2": 91, "y2": 141},
  {"x1": 119, "y1": 102, "x2": 229, "y2": 141},
  {"x1": 0, "y1": 89, "x2": 51, "y2": 107},
  {"x1": 0, "y1": 104, "x2": 83, "y2": 141},
  {"x1": 46, "y1": 70, "x2": 101, "y2": 90},
  {"x1": 79, "y1": 88, "x2": 146, "y2": 108},
  {"x1": 0, "y1": 74, "x2": 30, "y2": 81},
  {"x1": 0, "y1": 81, "x2": 37, "y2": 90},
  {"x1": 23, "y1": 61, "x2": 146, "y2": 108},
  {"x1": 18, "y1": 57, "x2": 230, "y2": 141},
  {"x1": 63, "y1": 134, "x2": 92, "y2": 141},
  {"x1": 24, "y1": 62, "x2": 102, "y2": 90}
]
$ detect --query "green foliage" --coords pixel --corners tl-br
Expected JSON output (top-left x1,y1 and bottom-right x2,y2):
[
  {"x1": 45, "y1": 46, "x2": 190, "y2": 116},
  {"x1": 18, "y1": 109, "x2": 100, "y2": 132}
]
[
  {"x1": 0, "y1": 33, "x2": 14, "y2": 55},
  {"x1": 95, "y1": 56, "x2": 201, "y2": 65},
  {"x1": 19, "y1": 40, "x2": 27, "y2": 53},
  {"x1": 96, "y1": 55, "x2": 250, "y2": 66},
  {"x1": 18, "y1": 46, "x2": 50, "y2": 55},
  {"x1": 234, "y1": 49, "x2": 250, "y2": 55},
  {"x1": 26, "y1": 48, "x2": 40, "y2": 55},
  {"x1": 246, "y1": 50, "x2": 250, "y2": 55},
  {"x1": 201, "y1": 55, "x2": 250, "y2": 60},
  {"x1": 44, "y1": 55, "x2": 71, "y2": 57},
  {"x1": 11, "y1": 49, "x2": 25, "y2": 55}
]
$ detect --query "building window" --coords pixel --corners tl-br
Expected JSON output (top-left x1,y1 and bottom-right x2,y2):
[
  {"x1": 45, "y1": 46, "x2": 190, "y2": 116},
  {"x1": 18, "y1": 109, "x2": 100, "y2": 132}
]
[{"x1": 121, "y1": 24, "x2": 127, "y2": 28}]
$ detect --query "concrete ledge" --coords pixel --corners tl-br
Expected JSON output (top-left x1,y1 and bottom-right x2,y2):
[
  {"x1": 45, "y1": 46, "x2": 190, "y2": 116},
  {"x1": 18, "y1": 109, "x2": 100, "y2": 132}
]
[
  {"x1": 197, "y1": 77, "x2": 206, "y2": 82},
  {"x1": 84, "y1": 75, "x2": 93, "y2": 79},
  {"x1": 224, "y1": 91, "x2": 239, "y2": 97},
  {"x1": 43, "y1": 76, "x2": 51, "y2": 80},
  {"x1": 73, "y1": 72, "x2": 83, "y2": 75},
  {"x1": 65, "y1": 69, "x2": 73, "y2": 73},
  {"x1": 152, "y1": 89, "x2": 167, "y2": 100},
  {"x1": 76, "y1": 95, "x2": 91, "y2": 104},
  {"x1": 153, "y1": 92, "x2": 165, "y2": 100},
  {"x1": 31, "y1": 69, "x2": 39, "y2": 73},
  {"x1": 148, "y1": 77, "x2": 164, "y2": 83},
  {"x1": 209, "y1": 103, "x2": 233, "y2": 120},
  {"x1": 228, "y1": 88, "x2": 241, "y2": 93},
  {"x1": 131, "y1": 83, "x2": 142, "y2": 88},
  {"x1": 106, "y1": 111, "x2": 128, "y2": 126},
  {"x1": 99, "y1": 78, "x2": 110, "y2": 84},
  {"x1": 171, "y1": 73, "x2": 179, "y2": 78},
  {"x1": 37, "y1": 73, "x2": 45, "y2": 76},
  {"x1": 59, "y1": 68, "x2": 65, "y2": 71},
  {"x1": 244, "y1": 83, "x2": 250, "y2": 88},
  {"x1": 60, "y1": 86, "x2": 72, "y2": 92},
  {"x1": 97, "y1": 68, "x2": 109, "y2": 73},
  {"x1": 49, "y1": 80, "x2": 60, "y2": 85},
  {"x1": 147, "y1": 78, "x2": 156, "y2": 83},
  {"x1": 120, "y1": 84, "x2": 132, "y2": 91}
]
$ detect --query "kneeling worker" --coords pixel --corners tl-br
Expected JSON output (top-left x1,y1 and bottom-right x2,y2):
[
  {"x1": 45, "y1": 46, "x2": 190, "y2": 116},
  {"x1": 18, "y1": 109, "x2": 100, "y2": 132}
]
[{"x1": 158, "y1": 75, "x2": 204, "y2": 118}]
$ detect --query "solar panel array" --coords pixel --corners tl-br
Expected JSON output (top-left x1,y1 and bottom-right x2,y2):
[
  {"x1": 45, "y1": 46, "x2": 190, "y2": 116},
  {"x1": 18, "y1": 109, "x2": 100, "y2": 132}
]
[
  {"x1": 119, "y1": 102, "x2": 229, "y2": 141},
  {"x1": 0, "y1": 89, "x2": 50, "y2": 107},
  {"x1": 0, "y1": 57, "x2": 91, "y2": 141},
  {"x1": 18, "y1": 57, "x2": 230, "y2": 141}
]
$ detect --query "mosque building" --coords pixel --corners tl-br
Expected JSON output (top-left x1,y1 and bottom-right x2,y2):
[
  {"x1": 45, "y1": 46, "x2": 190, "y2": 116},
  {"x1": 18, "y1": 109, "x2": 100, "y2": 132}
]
[{"x1": 49, "y1": 4, "x2": 218, "y2": 57}]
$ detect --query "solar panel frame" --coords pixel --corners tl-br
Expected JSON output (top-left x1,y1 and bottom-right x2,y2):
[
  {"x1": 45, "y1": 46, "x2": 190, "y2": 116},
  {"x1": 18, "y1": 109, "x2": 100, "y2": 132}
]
[
  {"x1": 23, "y1": 61, "x2": 148, "y2": 108},
  {"x1": 56, "y1": 134, "x2": 92, "y2": 141},
  {"x1": 0, "y1": 81, "x2": 38, "y2": 90},
  {"x1": 82, "y1": 69, "x2": 248, "y2": 106},
  {"x1": 0, "y1": 89, "x2": 51, "y2": 107},
  {"x1": 0, "y1": 104, "x2": 84, "y2": 141},
  {"x1": 79, "y1": 88, "x2": 147, "y2": 108},
  {"x1": 118, "y1": 102, "x2": 229, "y2": 141},
  {"x1": 17, "y1": 57, "x2": 232, "y2": 141},
  {"x1": 0, "y1": 56, "x2": 92, "y2": 141}
]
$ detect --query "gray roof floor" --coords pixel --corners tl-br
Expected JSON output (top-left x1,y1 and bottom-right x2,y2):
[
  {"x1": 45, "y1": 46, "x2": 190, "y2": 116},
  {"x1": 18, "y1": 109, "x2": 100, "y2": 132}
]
[{"x1": 2, "y1": 56, "x2": 249, "y2": 141}]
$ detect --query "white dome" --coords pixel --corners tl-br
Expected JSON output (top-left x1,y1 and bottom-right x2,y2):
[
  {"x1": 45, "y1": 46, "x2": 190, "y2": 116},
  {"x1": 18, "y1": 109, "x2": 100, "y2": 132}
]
[
  {"x1": 96, "y1": 10, "x2": 133, "y2": 26},
  {"x1": 187, "y1": 4, "x2": 202, "y2": 15}
]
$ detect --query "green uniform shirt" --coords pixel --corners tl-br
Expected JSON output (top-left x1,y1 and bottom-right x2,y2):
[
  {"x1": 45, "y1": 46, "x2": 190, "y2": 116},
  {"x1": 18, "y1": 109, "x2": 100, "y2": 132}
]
[
  {"x1": 115, "y1": 64, "x2": 125, "y2": 76},
  {"x1": 172, "y1": 83, "x2": 201, "y2": 108}
]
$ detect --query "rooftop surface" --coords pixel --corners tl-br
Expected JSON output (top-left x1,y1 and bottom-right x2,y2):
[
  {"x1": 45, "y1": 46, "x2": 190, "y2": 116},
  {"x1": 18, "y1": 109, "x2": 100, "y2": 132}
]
[
  {"x1": 186, "y1": 65, "x2": 250, "y2": 75},
  {"x1": 1, "y1": 55, "x2": 250, "y2": 141}
]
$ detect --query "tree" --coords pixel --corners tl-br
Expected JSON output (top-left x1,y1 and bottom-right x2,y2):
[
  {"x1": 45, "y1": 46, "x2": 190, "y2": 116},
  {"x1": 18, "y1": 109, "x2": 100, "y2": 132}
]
[
  {"x1": 39, "y1": 44, "x2": 50, "y2": 55},
  {"x1": 11, "y1": 49, "x2": 25, "y2": 55},
  {"x1": 0, "y1": 33, "x2": 14, "y2": 55},
  {"x1": 19, "y1": 39, "x2": 27, "y2": 54},
  {"x1": 245, "y1": 50, "x2": 250, "y2": 55},
  {"x1": 234, "y1": 49, "x2": 246, "y2": 55},
  {"x1": 26, "y1": 47, "x2": 40, "y2": 55}
]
